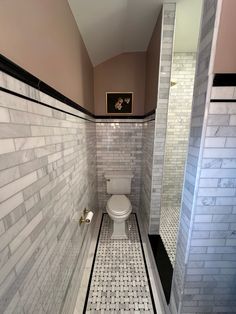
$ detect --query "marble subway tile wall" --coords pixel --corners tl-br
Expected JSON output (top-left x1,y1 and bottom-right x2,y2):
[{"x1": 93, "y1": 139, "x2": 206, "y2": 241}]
[
  {"x1": 180, "y1": 86, "x2": 236, "y2": 313},
  {"x1": 161, "y1": 53, "x2": 196, "y2": 209},
  {"x1": 140, "y1": 115, "x2": 155, "y2": 233},
  {"x1": 159, "y1": 53, "x2": 196, "y2": 267},
  {"x1": 96, "y1": 120, "x2": 143, "y2": 212},
  {"x1": 149, "y1": 3, "x2": 176, "y2": 234},
  {"x1": 170, "y1": 1, "x2": 218, "y2": 312},
  {"x1": 0, "y1": 72, "x2": 97, "y2": 313}
]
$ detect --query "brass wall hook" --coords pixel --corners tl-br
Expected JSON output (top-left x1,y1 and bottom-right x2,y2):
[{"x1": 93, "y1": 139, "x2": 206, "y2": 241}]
[
  {"x1": 83, "y1": 208, "x2": 89, "y2": 215},
  {"x1": 79, "y1": 208, "x2": 91, "y2": 225}
]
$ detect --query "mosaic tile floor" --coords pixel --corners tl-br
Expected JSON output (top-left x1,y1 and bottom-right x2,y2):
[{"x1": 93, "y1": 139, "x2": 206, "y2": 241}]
[
  {"x1": 160, "y1": 207, "x2": 180, "y2": 266},
  {"x1": 84, "y1": 214, "x2": 155, "y2": 313}
]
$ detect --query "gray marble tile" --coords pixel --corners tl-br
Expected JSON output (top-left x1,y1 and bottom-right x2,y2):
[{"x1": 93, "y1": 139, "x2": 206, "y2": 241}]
[{"x1": 85, "y1": 214, "x2": 155, "y2": 313}]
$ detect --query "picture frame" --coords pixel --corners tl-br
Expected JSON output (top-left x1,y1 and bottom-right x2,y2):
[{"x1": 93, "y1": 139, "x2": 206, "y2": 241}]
[{"x1": 106, "y1": 92, "x2": 133, "y2": 114}]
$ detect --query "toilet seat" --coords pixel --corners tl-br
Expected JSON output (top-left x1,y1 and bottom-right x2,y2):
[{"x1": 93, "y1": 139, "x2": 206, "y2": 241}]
[{"x1": 107, "y1": 195, "x2": 131, "y2": 216}]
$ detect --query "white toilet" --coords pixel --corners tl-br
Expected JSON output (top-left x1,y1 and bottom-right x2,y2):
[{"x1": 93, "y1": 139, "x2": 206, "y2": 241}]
[{"x1": 105, "y1": 171, "x2": 133, "y2": 239}]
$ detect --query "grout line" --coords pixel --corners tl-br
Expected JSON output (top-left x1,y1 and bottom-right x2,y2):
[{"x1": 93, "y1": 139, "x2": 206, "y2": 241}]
[
  {"x1": 73, "y1": 210, "x2": 103, "y2": 314},
  {"x1": 82, "y1": 213, "x2": 157, "y2": 313},
  {"x1": 136, "y1": 211, "x2": 169, "y2": 314},
  {"x1": 82, "y1": 214, "x2": 104, "y2": 313},
  {"x1": 0, "y1": 87, "x2": 94, "y2": 123},
  {"x1": 135, "y1": 214, "x2": 157, "y2": 314}
]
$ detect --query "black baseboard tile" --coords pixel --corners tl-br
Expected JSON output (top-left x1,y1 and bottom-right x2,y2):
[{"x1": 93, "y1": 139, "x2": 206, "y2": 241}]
[{"x1": 148, "y1": 234, "x2": 173, "y2": 304}]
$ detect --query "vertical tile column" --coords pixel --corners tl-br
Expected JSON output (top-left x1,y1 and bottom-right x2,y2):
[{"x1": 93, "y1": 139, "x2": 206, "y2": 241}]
[
  {"x1": 140, "y1": 115, "x2": 155, "y2": 233},
  {"x1": 170, "y1": 1, "x2": 224, "y2": 313},
  {"x1": 149, "y1": 3, "x2": 176, "y2": 234}
]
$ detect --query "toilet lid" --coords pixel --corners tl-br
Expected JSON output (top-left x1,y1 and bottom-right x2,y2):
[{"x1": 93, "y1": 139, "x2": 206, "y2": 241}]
[{"x1": 107, "y1": 195, "x2": 131, "y2": 215}]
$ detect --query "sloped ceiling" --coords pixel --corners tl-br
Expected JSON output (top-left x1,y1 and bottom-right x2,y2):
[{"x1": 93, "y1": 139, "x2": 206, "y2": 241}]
[
  {"x1": 68, "y1": 0, "x2": 163, "y2": 66},
  {"x1": 68, "y1": 0, "x2": 202, "y2": 66}
]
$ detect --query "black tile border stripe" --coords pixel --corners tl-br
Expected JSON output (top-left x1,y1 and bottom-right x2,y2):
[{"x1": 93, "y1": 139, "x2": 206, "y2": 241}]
[
  {"x1": 83, "y1": 214, "x2": 104, "y2": 314},
  {"x1": 136, "y1": 214, "x2": 157, "y2": 314},
  {"x1": 95, "y1": 109, "x2": 155, "y2": 120},
  {"x1": 0, "y1": 86, "x2": 94, "y2": 123},
  {"x1": 0, "y1": 54, "x2": 95, "y2": 118},
  {"x1": 0, "y1": 54, "x2": 155, "y2": 120},
  {"x1": 148, "y1": 234, "x2": 173, "y2": 305},
  {"x1": 213, "y1": 74, "x2": 236, "y2": 86},
  {"x1": 211, "y1": 99, "x2": 236, "y2": 102},
  {"x1": 0, "y1": 85, "x2": 156, "y2": 124},
  {"x1": 83, "y1": 213, "x2": 157, "y2": 313}
]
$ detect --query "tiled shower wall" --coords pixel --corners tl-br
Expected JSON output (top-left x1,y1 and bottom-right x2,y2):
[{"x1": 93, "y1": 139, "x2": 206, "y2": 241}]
[
  {"x1": 170, "y1": 1, "x2": 218, "y2": 312},
  {"x1": 181, "y1": 85, "x2": 236, "y2": 313},
  {"x1": 178, "y1": 85, "x2": 236, "y2": 313},
  {"x1": 96, "y1": 121, "x2": 143, "y2": 212},
  {"x1": 149, "y1": 3, "x2": 176, "y2": 234},
  {"x1": 159, "y1": 53, "x2": 196, "y2": 267},
  {"x1": 161, "y1": 53, "x2": 196, "y2": 208},
  {"x1": 0, "y1": 72, "x2": 97, "y2": 313}
]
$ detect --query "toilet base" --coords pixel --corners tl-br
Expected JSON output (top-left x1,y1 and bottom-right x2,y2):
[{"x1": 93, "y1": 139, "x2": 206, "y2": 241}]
[{"x1": 111, "y1": 221, "x2": 128, "y2": 239}]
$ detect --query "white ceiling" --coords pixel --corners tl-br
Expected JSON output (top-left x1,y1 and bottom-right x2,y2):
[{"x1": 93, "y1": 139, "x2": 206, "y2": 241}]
[
  {"x1": 68, "y1": 0, "x2": 163, "y2": 66},
  {"x1": 68, "y1": 0, "x2": 202, "y2": 66}
]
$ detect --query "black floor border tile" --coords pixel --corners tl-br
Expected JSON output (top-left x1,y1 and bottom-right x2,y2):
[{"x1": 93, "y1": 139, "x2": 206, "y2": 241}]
[
  {"x1": 135, "y1": 214, "x2": 157, "y2": 314},
  {"x1": 83, "y1": 213, "x2": 157, "y2": 313},
  {"x1": 83, "y1": 214, "x2": 104, "y2": 314},
  {"x1": 148, "y1": 235, "x2": 173, "y2": 304}
]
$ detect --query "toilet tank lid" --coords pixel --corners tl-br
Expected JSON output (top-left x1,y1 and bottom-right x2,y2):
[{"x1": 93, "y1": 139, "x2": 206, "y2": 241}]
[{"x1": 104, "y1": 171, "x2": 133, "y2": 179}]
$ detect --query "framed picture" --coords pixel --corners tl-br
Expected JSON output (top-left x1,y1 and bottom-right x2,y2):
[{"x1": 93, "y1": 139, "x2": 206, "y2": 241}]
[{"x1": 106, "y1": 92, "x2": 133, "y2": 114}]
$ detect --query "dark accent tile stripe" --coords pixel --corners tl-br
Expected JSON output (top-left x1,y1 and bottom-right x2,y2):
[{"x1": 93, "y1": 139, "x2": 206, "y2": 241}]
[
  {"x1": 0, "y1": 86, "x2": 93, "y2": 122},
  {"x1": 211, "y1": 99, "x2": 236, "y2": 102},
  {"x1": 0, "y1": 54, "x2": 95, "y2": 118},
  {"x1": 96, "y1": 115, "x2": 145, "y2": 119},
  {"x1": 136, "y1": 214, "x2": 156, "y2": 313},
  {"x1": 0, "y1": 86, "x2": 155, "y2": 124},
  {"x1": 0, "y1": 54, "x2": 155, "y2": 120},
  {"x1": 83, "y1": 214, "x2": 104, "y2": 314},
  {"x1": 148, "y1": 234, "x2": 173, "y2": 304},
  {"x1": 213, "y1": 74, "x2": 236, "y2": 86},
  {"x1": 95, "y1": 109, "x2": 155, "y2": 120}
]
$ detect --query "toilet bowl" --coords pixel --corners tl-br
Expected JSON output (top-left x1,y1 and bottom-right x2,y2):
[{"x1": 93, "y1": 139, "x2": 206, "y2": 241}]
[
  {"x1": 104, "y1": 171, "x2": 133, "y2": 239},
  {"x1": 106, "y1": 195, "x2": 132, "y2": 239}
]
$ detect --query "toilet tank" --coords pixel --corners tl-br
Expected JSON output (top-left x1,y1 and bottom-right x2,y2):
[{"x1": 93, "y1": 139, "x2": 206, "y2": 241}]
[{"x1": 104, "y1": 171, "x2": 133, "y2": 194}]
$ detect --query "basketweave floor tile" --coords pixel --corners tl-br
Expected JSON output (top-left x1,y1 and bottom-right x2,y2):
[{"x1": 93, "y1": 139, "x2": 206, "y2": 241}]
[
  {"x1": 84, "y1": 214, "x2": 155, "y2": 313},
  {"x1": 160, "y1": 207, "x2": 180, "y2": 266}
]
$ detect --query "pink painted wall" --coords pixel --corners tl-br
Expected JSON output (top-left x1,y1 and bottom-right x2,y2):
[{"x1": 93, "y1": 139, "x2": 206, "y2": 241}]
[
  {"x1": 145, "y1": 10, "x2": 162, "y2": 113},
  {"x1": 0, "y1": 0, "x2": 94, "y2": 112},
  {"x1": 214, "y1": 0, "x2": 236, "y2": 73},
  {"x1": 94, "y1": 52, "x2": 146, "y2": 116}
]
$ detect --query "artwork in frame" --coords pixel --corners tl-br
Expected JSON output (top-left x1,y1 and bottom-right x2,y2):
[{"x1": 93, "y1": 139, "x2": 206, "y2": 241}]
[{"x1": 106, "y1": 92, "x2": 133, "y2": 114}]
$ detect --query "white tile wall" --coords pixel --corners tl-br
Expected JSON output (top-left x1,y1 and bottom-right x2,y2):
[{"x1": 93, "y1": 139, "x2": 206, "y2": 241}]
[
  {"x1": 169, "y1": 1, "x2": 236, "y2": 313},
  {"x1": 96, "y1": 121, "x2": 143, "y2": 212},
  {"x1": 149, "y1": 3, "x2": 176, "y2": 234},
  {"x1": 161, "y1": 53, "x2": 196, "y2": 209},
  {"x1": 0, "y1": 72, "x2": 98, "y2": 313},
  {"x1": 180, "y1": 88, "x2": 236, "y2": 313},
  {"x1": 159, "y1": 53, "x2": 196, "y2": 269},
  {"x1": 140, "y1": 115, "x2": 155, "y2": 233}
]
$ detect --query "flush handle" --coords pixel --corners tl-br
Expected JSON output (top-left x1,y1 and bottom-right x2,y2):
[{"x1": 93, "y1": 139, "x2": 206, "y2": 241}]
[{"x1": 106, "y1": 179, "x2": 110, "y2": 182}]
